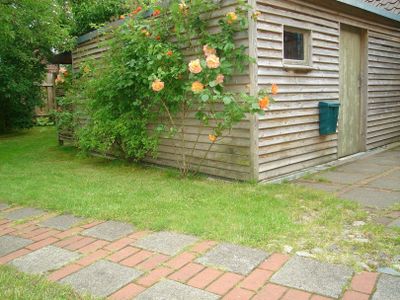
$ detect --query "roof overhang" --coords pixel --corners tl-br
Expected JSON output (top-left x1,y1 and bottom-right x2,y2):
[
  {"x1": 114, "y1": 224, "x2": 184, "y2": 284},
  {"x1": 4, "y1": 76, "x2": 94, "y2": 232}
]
[{"x1": 337, "y1": 0, "x2": 400, "y2": 22}]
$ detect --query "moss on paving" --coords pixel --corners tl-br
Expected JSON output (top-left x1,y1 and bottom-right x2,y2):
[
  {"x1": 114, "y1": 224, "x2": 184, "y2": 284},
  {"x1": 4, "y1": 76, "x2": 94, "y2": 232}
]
[{"x1": 0, "y1": 127, "x2": 398, "y2": 271}]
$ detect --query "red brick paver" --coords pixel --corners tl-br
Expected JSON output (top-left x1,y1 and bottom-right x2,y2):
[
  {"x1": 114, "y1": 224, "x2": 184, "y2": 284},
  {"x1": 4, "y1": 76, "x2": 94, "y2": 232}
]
[
  {"x1": 168, "y1": 262, "x2": 204, "y2": 282},
  {"x1": 206, "y1": 272, "x2": 244, "y2": 295},
  {"x1": 48, "y1": 264, "x2": 83, "y2": 281},
  {"x1": 187, "y1": 267, "x2": 223, "y2": 289},
  {"x1": 259, "y1": 253, "x2": 290, "y2": 271},
  {"x1": 350, "y1": 272, "x2": 378, "y2": 294},
  {"x1": 282, "y1": 289, "x2": 312, "y2": 300},
  {"x1": 75, "y1": 249, "x2": 110, "y2": 266},
  {"x1": 78, "y1": 240, "x2": 109, "y2": 254},
  {"x1": 165, "y1": 252, "x2": 196, "y2": 269},
  {"x1": 120, "y1": 250, "x2": 153, "y2": 267},
  {"x1": 137, "y1": 253, "x2": 169, "y2": 271},
  {"x1": 223, "y1": 287, "x2": 255, "y2": 300},
  {"x1": 26, "y1": 237, "x2": 58, "y2": 250},
  {"x1": 190, "y1": 240, "x2": 217, "y2": 254},
  {"x1": 108, "y1": 246, "x2": 141, "y2": 263},
  {"x1": 253, "y1": 283, "x2": 288, "y2": 300},
  {"x1": 342, "y1": 290, "x2": 370, "y2": 300},
  {"x1": 136, "y1": 267, "x2": 174, "y2": 287},
  {"x1": 104, "y1": 237, "x2": 134, "y2": 251},
  {"x1": 240, "y1": 268, "x2": 273, "y2": 291},
  {"x1": 108, "y1": 283, "x2": 145, "y2": 300}
]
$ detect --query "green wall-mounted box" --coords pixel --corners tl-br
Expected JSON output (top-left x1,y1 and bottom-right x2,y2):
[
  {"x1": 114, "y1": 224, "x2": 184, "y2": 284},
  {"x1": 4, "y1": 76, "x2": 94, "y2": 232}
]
[{"x1": 319, "y1": 101, "x2": 340, "y2": 135}]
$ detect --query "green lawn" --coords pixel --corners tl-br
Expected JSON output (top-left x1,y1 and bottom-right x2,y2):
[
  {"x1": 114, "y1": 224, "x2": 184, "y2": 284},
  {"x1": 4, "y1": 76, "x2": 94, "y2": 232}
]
[
  {"x1": 0, "y1": 127, "x2": 398, "y2": 269},
  {"x1": 0, "y1": 265, "x2": 95, "y2": 300}
]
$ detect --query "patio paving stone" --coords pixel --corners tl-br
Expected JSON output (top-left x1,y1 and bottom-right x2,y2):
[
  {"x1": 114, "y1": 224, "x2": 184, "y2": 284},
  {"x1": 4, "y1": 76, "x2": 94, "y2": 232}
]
[
  {"x1": 270, "y1": 256, "x2": 353, "y2": 298},
  {"x1": 340, "y1": 188, "x2": 400, "y2": 208},
  {"x1": 297, "y1": 181, "x2": 345, "y2": 193},
  {"x1": 372, "y1": 274, "x2": 400, "y2": 300},
  {"x1": 134, "y1": 231, "x2": 198, "y2": 256},
  {"x1": 318, "y1": 171, "x2": 372, "y2": 185},
  {"x1": 388, "y1": 218, "x2": 400, "y2": 228},
  {"x1": 9, "y1": 246, "x2": 80, "y2": 274},
  {"x1": 0, "y1": 203, "x2": 9, "y2": 210},
  {"x1": 4, "y1": 207, "x2": 45, "y2": 220},
  {"x1": 60, "y1": 260, "x2": 142, "y2": 297},
  {"x1": 135, "y1": 279, "x2": 219, "y2": 300},
  {"x1": 40, "y1": 214, "x2": 84, "y2": 230},
  {"x1": 195, "y1": 243, "x2": 268, "y2": 275},
  {"x1": 82, "y1": 221, "x2": 134, "y2": 241},
  {"x1": 367, "y1": 176, "x2": 400, "y2": 191},
  {"x1": 0, "y1": 235, "x2": 32, "y2": 257}
]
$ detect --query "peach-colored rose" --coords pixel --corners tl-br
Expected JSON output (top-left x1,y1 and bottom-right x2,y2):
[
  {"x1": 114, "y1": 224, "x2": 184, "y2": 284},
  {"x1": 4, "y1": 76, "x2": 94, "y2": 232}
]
[
  {"x1": 206, "y1": 54, "x2": 220, "y2": 69},
  {"x1": 259, "y1": 96, "x2": 270, "y2": 109},
  {"x1": 203, "y1": 45, "x2": 216, "y2": 57},
  {"x1": 271, "y1": 83, "x2": 279, "y2": 95},
  {"x1": 191, "y1": 81, "x2": 204, "y2": 93},
  {"x1": 188, "y1": 59, "x2": 202, "y2": 74},
  {"x1": 208, "y1": 134, "x2": 217, "y2": 143},
  {"x1": 252, "y1": 11, "x2": 261, "y2": 20},
  {"x1": 226, "y1": 12, "x2": 238, "y2": 24},
  {"x1": 142, "y1": 29, "x2": 151, "y2": 37},
  {"x1": 215, "y1": 74, "x2": 224, "y2": 84},
  {"x1": 55, "y1": 74, "x2": 64, "y2": 84},
  {"x1": 152, "y1": 79, "x2": 164, "y2": 92}
]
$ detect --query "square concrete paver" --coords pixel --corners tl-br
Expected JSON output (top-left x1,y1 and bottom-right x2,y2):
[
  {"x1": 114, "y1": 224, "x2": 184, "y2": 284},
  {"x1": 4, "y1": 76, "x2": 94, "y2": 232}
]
[
  {"x1": 0, "y1": 203, "x2": 9, "y2": 210},
  {"x1": 136, "y1": 279, "x2": 219, "y2": 300},
  {"x1": 297, "y1": 181, "x2": 345, "y2": 193},
  {"x1": 270, "y1": 256, "x2": 353, "y2": 298},
  {"x1": 334, "y1": 162, "x2": 392, "y2": 174},
  {"x1": 0, "y1": 235, "x2": 33, "y2": 257},
  {"x1": 319, "y1": 171, "x2": 371, "y2": 185},
  {"x1": 196, "y1": 243, "x2": 268, "y2": 275},
  {"x1": 40, "y1": 214, "x2": 84, "y2": 230},
  {"x1": 367, "y1": 176, "x2": 400, "y2": 191},
  {"x1": 10, "y1": 246, "x2": 80, "y2": 274},
  {"x1": 60, "y1": 260, "x2": 142, "y2": 297},
  {"x1": 134, "y1": 231, "x2": 198, "y2": 256},
  {"x1": 82, "y1": 221, "x2": 134, "y2": 241},
  {"x1": 372, "y1": 274, "x2": 400, "y2": 300},
  {"x1": 4, "y1": 207, "x2": 45, "y2": 220},
  {"x1": 340, "y1": 188, "x2": 400, "y2": 208}
]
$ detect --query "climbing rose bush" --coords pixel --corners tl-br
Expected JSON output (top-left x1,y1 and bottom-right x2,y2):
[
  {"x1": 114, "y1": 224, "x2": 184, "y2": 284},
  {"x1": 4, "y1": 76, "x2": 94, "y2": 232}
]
[{"x1": 71, "y1": 0, "x2": 277, "y2": 175}]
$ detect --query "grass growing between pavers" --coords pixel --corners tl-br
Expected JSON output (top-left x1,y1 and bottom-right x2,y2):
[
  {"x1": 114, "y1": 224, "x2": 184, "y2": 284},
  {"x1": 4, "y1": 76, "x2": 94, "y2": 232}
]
[
  {"x1": 0, "y1": 265, "x2": 97, "y2": 300},
  {"x1": 0, "y1": 127, "x2": 399, "y2": 270}
]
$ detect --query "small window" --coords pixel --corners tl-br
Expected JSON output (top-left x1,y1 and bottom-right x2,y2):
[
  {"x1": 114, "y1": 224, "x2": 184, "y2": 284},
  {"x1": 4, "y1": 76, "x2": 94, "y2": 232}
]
[{"x1": 283, "y1": 26, "x2": 312, "y2": 67}]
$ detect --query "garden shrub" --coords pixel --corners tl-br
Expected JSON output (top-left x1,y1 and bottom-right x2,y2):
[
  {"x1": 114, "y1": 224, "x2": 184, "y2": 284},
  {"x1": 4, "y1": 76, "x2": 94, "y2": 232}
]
[
  {"x1": 0, "y1": 0, "x2": 71, "y2": 133},
  {"x1": 63, "y1": 0, "x2": 277, "y2": 175}
]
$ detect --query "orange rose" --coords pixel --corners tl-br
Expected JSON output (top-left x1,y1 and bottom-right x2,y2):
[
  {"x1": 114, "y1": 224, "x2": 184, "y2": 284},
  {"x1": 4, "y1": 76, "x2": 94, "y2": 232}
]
[
  {"x1": 203, "y1": 45, "x2": 216, "y2": 57},
  {"x1": 188, "y1": 59, "x2": 202, "y2": 74},
  {"x1": 132, "y1": 6, "x2": 142, "y2": 15},
  {"x1": 191, "y1": 81, "x2": 204, "y2": 93},
  {"x1": 166, "y1": 50, "x2": 173, "y2": 56},
  {"x1": 226, "y1": 12, "x2": 238, "y2": 24},
  {"x1": 208, "y1": 134, "x2": 217, "y2": 143},
  {"x1": 152, "y1": 79, "x2": 164, "y2": 92},
  {"x1": 155, "y1": 35, "x2": 161, "y2": 40},
  {"x1": 271, "y1": 83, "x2": 279, "y2": 95},
  {"x1": 259, "y1": 96, "x2": 270, "y2": 109},
  {"x1": 215, "y1": 74, "x2": 224, "y2": 84},
  {"x1": 119, "y1": 15, "x2": 125, "y2": 20},
  {"x1": 206, "y1": 54, "x2": 220, "y2": 69},
  {"x1": 152, "y1": 9, "x2": 161, "y2": 17}
]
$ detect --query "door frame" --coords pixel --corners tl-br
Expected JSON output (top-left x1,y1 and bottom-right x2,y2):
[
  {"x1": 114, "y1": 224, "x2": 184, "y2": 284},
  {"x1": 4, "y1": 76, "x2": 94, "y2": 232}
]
[{"x1": 338, "y1": 23, "x2": 368, "y2": 157}]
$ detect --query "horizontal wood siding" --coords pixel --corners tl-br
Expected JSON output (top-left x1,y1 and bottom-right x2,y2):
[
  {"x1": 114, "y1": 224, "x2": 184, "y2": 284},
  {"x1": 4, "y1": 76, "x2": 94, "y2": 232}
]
[
  {"x1": 256, "y1": 0, "x2": 400, "y2": 181},
  {"x1": 256, "y1": 0, "x2": 340, "y2": 181},
  {"x1": 367, "y1": 31, "x2": 400, "y2": 148},
  {"x1": 69, "y1": 0, "x2": 252, "y2": 180}
]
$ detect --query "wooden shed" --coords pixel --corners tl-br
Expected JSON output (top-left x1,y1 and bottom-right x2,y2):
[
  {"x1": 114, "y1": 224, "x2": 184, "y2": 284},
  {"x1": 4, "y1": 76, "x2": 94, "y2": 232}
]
[{"x1": 65, "y1": 0, "x2": 400, "y2": 181}]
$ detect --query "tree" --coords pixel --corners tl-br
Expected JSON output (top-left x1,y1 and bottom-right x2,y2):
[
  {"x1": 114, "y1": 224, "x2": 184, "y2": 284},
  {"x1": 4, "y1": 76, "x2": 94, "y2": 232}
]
[{"x1": 0, "y1": 0, "x2": 71, "y2": 133}]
